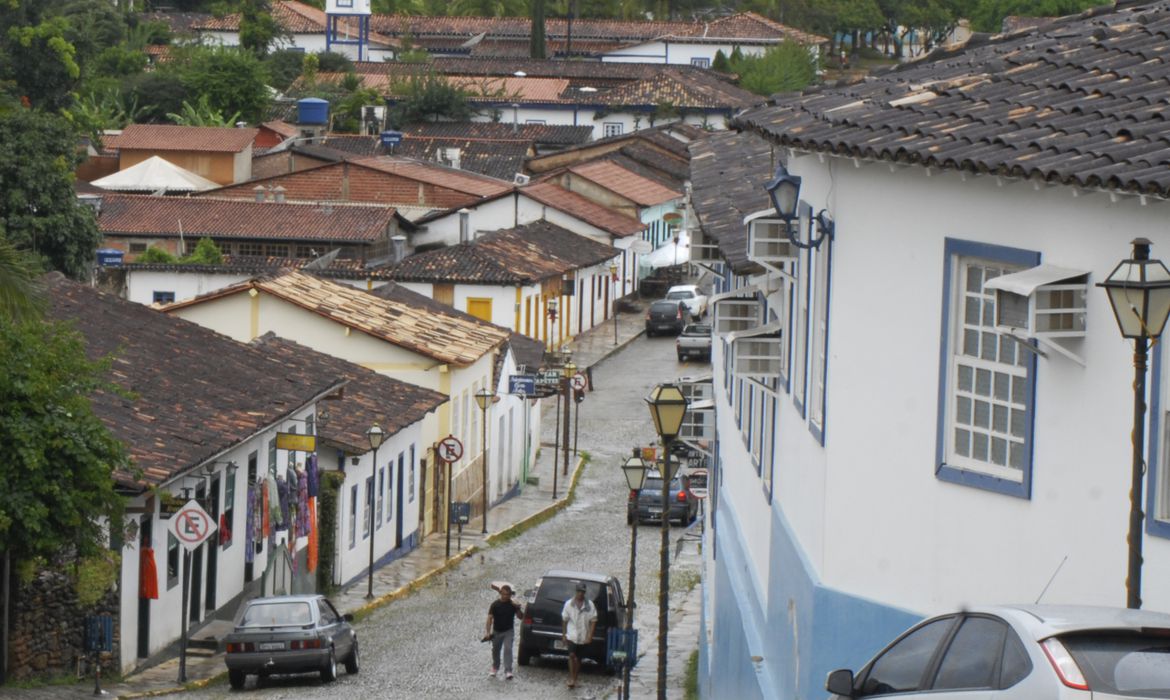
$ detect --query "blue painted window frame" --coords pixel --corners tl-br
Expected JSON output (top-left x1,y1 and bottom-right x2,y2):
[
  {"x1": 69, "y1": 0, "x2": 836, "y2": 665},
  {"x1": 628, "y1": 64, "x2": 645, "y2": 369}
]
[
  {"x1": 1147, "y1": 351, "x2": 1170, "y2": 538},
  {"x1": 808, "y1": 229, "x2": 833, "y2": 445},
  {"x1": 935, "y1": 238, "x2": 1039, "y2": 499}
]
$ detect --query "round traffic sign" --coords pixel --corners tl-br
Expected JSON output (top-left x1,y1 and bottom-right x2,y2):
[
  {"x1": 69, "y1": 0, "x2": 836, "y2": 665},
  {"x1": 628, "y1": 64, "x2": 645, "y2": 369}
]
[
  {"x1": 169, "y1": 500, "x2": 216, "y2": 550},
  {"x1": 571, "y1": 373, "x2": 587, "y2": 391},
  {"x1": 438, "y1": 435, "x2": 464, "y2": 463}
]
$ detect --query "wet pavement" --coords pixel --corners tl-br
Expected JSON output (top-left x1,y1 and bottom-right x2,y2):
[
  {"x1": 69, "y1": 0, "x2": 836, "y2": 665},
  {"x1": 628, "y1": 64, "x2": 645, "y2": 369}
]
[{"x1": 1, "y1": 286, "x2": 711, "y2": 700}]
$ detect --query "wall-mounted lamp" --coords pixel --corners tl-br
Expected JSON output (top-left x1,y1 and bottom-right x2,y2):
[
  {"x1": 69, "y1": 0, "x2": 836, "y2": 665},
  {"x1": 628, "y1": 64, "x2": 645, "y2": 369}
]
[{"x1": 765, "y1": 164, "x2": 833, "y2": 250}]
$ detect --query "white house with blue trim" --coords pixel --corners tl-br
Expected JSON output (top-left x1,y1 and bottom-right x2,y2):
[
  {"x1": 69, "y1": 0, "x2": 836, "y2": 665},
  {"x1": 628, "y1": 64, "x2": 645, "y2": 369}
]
[{"x1": 691, "y1": 3, "x2": 1170, "y2": 698}]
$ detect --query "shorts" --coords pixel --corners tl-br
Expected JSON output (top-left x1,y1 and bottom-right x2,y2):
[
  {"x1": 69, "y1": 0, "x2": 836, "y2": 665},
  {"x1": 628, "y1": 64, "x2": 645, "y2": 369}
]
[{"x1": 565, "y1": 640, "x2": 584, "y2": 655}]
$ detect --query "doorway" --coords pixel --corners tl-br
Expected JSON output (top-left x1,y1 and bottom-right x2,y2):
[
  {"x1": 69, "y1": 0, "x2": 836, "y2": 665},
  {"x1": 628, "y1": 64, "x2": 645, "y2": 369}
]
[
  {"x1": 395, "y1": 454, "x2": 405, "y2": 548},
  {"x1": 136, "y1": 516, "x2": 151, "y2": 658},
  {"x1": 205, "y1": 475, "x2": 220, "y2": 612}
]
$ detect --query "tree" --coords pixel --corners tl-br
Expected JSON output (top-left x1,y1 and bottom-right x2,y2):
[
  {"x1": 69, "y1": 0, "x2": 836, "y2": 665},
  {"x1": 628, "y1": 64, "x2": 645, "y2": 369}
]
[
  {"x1": 3, "y1": 17, "x2": 81, "y2": 110},
  {"x1": 0, "y1": 109, "x2": 102, "y2": 279},
  {"x1": 169, "y1": 45, "x2": 271, "y2": 124},
  {"x1": 0, "y1": 237, "x2": 44, "y2": 323},
  {"x1": 183, "y1": 237, "x2": 223, "y2": 265},
  {"x1": 968, "y1": 0, "x2": 1108, "y2": 33},
  {"x1": 531, "y1": 0, "x2": 547, "y2": 58},
  {"x1": 167, "y1": 95, "x2": 242, "y2": 126},
  {"x1": 0, "y1": 315, "x2": 130, "y2": 568},
  {"x1": 733, "y1": 42, "x2": 818, "y2": 97},
  {"x1": 238, "y1": 0, "x2": 287, "y2": 56},
  {"x1": 711, "y1": 49, "x2": 731, "y2": 73},
  {"x1": 388, "y1": 70, "x2": 475, "y2": 125}
]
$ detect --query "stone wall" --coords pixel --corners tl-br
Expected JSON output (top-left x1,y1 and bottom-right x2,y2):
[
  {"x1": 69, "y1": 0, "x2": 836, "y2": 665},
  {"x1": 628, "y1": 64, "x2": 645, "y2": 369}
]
[{"x1": 5, "y1": 568, "x2": 120, "y2": 681}]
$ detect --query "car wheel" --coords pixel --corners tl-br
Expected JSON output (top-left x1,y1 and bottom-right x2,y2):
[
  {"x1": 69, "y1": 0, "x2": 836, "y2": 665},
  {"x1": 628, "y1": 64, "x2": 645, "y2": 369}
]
[
  {"x1": 320, "y1": 648, "x2": 338, "y2": 682},
  {"x1": 517, "y1": 644, "x2": 532, "y2": 666},
  {"x1": 228, "y1": 669, "x2": 246, "y2": 690},
  {"x1": 344, "y1": 639, "x2": 360, "y2": 675}
]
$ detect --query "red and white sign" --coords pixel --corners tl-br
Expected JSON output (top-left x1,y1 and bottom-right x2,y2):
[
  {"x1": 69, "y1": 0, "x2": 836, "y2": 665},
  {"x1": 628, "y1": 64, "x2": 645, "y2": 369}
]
[
  {"x1": 168, "y1": 500, "x2": 217, "y2": 551},
  {"x1": 437, "y1": 435, "x2": 464, "y2": 463},
  {"x1": 571, "y1": 373, "x2": 587, "y2": 391}
]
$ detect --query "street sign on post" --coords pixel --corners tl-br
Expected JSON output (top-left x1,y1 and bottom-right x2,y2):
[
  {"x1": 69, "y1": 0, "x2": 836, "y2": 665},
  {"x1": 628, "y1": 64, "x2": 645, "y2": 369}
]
[
  {"x1": 438, "y1": 435, "x2": 464, "y2": 463},
  {"x1": 168, "y1": 500, "x2": 217, "y2": 551},
  {"x1": 571, "y1": 373, "x2": 587, "y2": 392},
  {"x1": 508, "y1": 375, "x2": 536, "y2": 396}
]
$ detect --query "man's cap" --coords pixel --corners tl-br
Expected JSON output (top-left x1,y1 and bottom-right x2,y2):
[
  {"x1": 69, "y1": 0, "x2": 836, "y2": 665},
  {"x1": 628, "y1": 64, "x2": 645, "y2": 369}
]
[
  {"x1": 575, "y1": 582, "x2": 587, "y2": 592},
  {"x1": 500, "y1": 584, "x2": 512, "y2": 593}
]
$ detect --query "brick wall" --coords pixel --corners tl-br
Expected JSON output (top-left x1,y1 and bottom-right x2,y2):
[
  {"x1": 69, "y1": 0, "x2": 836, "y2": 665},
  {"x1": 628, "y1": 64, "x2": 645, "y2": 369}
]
[{"x1": 211, "y1": 163, "x2": 480, "y2": 209}]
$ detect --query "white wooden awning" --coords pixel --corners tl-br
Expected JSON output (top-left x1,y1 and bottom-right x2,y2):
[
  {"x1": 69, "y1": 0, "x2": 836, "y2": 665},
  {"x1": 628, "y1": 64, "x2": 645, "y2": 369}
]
[
  {"x1": 726, "y1": 320, "x2": 782, "y2": 344},
  {"x1": 983, "y1": 264, "x2": 1088, "y2": 296},
  {"x1": 710, "y1": 284, "x2": 761, "y2": 304}
]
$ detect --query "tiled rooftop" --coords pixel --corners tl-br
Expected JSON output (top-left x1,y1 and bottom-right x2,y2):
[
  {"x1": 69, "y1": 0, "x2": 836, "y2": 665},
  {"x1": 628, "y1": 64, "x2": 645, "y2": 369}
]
[
  {"x1": 596, "y1": 68, "x2": 759, "y2": 110},
  {"x1": 252, "y1": 334, "x2": 446, "y2": 452},
  {"x1": 98, "y1": 194, "x2": 399, "y2": 242},
  {"x1": 351, "y1": 156, "x2": 513, "y2": 197},
  {"x1": 688, "y1": 130, "x2": 773, "y2": 274},
  {"x1": 166, "y1": 271, "x2": 510, "y2": 366},
  {"x1": 319, "y1": 135, "x2": 532, "y2": 181},
  {"x1": 521, "y1": 181, "x2": 645, "y2": 237},
  {"x1": 194, "y1": 0, "x2": 398, "y2": 46},
  {"x1": 734, "y1": 0, "x2": 1170, "y2": 198},
  {"x1": 107, "y1": 124, "x2": 259, "y2": 153},
  {"x1": 379, "y1": 220, "x2": 618, "y2": 284},
  {"x1": 568, "y1": 160, "x2": 682, "y2": 206},
  {"x1": 46, "y1": 273, "x2": 347, "y2": 492}
]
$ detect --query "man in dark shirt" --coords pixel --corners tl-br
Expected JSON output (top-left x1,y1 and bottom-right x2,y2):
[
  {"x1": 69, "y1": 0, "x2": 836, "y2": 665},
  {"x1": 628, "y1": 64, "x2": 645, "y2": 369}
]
[{"x1": 485, "y1": 584, "x2": 523, "y2": 679}]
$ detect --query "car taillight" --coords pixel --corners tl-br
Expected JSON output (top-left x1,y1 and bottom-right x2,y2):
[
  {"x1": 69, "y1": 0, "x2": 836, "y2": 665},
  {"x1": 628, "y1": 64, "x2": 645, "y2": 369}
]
[
  {"x1": 227, "y1": 642, "x2": 255, "y2": 653},
  {"x1": 523, "y1": 615, "x2": 533, "y2": 625},
  {"x1": 290, "y1": 638, "x2": 323, "y2": 650},
  {"x1": 629, "y1": 490, "x2": 637, "y2": 500},
  {"x1": 677, "y1": 491, "x2": 687, "y2": 502},
  {"x1": 1041, "y1": 638, "x2": 1089, "y2": 690}
]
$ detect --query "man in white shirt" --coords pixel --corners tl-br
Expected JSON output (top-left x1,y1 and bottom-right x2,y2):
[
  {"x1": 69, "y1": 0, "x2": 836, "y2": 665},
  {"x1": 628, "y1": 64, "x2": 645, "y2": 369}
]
[{"x1": 560, "y1": 582, "x2": 597, "y2": 689}]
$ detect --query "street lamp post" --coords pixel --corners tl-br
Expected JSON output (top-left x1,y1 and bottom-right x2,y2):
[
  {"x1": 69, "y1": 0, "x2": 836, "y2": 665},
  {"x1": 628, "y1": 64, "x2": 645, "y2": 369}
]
[
  {"x1": 644, "y1": 384, "x2": 689, "y2": 700},
  {"x1": 365, "y1": 425, "x2": 385, "y2": 600},
  {"x1": 475, "y1": 388, "x2": 495, "y2": 533},
  {"x1": 562, "y1": 361, "x2": 576, "y2": 475},
  {"x1": 620, "y1": 450, "x2": 649, "y2": 700},
  {"x1": 1099, "y1": 238, "x2": 1170, "y2": 609},
  {"x1": 610, "y1": 262, "x2": 619, "y2": 346}
]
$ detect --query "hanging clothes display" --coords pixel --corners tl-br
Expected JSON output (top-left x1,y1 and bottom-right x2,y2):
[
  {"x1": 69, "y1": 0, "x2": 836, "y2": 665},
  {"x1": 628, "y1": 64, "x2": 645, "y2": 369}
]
[
  {"x1": 139, "y1": 547, "x2": 159, "y2": 599},
  {"x1": 219, "y1": 513, "x2": 232, "y2": 547},
  {"x1": 306, "y1": 454, "x2": 319, "y2": 498},
  {"x1": 245, "y1": 484, "x2": 256, "y2": 564},
  {"x1": 268, "y1": 475, "x2": 284, "y2": 528},
  {"x1": 296, "y1": 465, "x2": 310, "y2": 534},
  {"x1": 276, "y1": 475, "x2": 290, "y2": 532}
]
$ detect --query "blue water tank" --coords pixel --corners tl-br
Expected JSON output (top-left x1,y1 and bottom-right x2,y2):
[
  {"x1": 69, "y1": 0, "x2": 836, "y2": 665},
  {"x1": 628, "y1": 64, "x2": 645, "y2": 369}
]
[
  {"x1": 96, "y1": 249, "x2": 124, "y2": 267},
  {"x1": 297, "y1": 98, "x2": 329, "y2": 126}
]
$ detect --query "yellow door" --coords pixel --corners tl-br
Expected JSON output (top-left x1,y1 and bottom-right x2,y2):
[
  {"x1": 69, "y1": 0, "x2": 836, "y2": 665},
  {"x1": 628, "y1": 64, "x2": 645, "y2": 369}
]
[{"x1": 467, "y1": 298, "x2": 492, "y2": 323}]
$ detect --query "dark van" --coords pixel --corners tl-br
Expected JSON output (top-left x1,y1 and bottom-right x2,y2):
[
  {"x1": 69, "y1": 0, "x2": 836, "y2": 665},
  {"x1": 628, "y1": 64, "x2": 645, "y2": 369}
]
[{"x1": 517, "y1": 570, "x2": 627, "y2": 672}]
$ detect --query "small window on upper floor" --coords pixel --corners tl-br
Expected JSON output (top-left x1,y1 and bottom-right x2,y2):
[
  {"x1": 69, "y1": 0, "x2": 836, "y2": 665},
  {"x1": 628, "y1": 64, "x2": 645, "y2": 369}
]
[
  {"x1": 691, "y1": 57, "x2": 710, "y2": 68},
  {"x1": 604, "y1": 122, "x2": 623, "y2": 137},
  {"x1": 153, "y1": 291, "x2": 175, "y2": 305}
]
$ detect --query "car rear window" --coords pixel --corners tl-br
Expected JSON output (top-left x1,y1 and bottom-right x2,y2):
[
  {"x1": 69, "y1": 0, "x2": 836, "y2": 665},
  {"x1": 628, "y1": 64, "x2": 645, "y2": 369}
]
[
  {"x1": 666, "y1": 291, "x2": 693, "y2": 300},
  {"x1": 684, "y1": 325, "x2": 711, "y2": 335},
  {"x1": 1061, "y1": 631, "x2": 1170, "y2": 697},
  {"x1": 642, "y1": 477, "x2": 682, "y2": 491},
  {"x1": 651, "y1": 302, "x2": 680, "y2": 312},
  {"x1": 239, "y1": 601, "x2": 313, "y2": 627},
  {"x1": 536, "y1": 579, "x2": 608, "y2": 617}
]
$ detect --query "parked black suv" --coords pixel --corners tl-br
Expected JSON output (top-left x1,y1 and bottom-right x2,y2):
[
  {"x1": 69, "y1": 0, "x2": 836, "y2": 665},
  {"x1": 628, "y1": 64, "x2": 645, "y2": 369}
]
[
  {"x1": 628, "y1": 470, "x2": 699, "y2": 526},
  {"x1": 517, "y1": 570, "x2": 627, "y2": 672}
]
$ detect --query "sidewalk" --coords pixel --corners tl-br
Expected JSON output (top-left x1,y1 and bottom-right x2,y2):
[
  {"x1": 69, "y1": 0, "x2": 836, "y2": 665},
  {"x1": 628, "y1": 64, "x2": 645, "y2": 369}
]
[{"x1": 16, "y1": 294, "x2": 708, "y2": 699}]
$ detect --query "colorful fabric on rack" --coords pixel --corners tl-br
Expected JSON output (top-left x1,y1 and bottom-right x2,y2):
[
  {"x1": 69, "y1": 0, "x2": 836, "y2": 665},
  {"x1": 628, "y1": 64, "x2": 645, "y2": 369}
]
[
  {"x1": 307, "y1": 497, "x2": 318, "y2": 573},
  {"x1": 244, "y1": 484, "x2": 256, "y2": 564},
  {"x1": 139, "y1": 547, "x2": 159, "y2": 599},
  {"x1": 266, "y1": 476, "x2": 281, "y2": 527},
  {"x1": 276, "y1": 475, "x2": 290, "y2": 531},
  {"x1": 296, "y1": 468, "x2": 310, "y2": 533}
]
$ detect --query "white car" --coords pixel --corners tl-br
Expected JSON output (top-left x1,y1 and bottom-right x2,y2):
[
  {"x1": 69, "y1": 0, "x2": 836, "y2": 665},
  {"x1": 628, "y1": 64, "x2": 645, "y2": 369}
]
[
  {"x1": 665, "y1": 285, "x2": 708, "y2": 320},
  {"x1": 827, "y1": 604, "x2": 1170, "y2": 699}
]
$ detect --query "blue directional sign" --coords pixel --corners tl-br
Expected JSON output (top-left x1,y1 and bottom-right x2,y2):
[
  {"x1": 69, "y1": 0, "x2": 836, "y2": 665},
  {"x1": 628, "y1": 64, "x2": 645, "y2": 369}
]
[
  {"x1": 508, "y1": 374, "x2": 536, "y2": 396},
  {"x1": 380, "y1": 130, "x2": 403, "y2": 148}
]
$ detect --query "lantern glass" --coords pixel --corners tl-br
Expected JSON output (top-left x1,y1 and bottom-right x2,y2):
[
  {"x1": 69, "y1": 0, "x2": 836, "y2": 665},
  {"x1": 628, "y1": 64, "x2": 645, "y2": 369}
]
[
  {"x1": 366, "y1": 424, "x2": 384, "y2": 450},
  {"x1": 644, "y1": 383, "x2": 689, "y2": 440},
  {"x1": 475, "y1": 388, "x2": 494, "y2": 411},
  {"x1": 1102, "y1": 257, "x2": 1170, "y2": 339},
  {"x1": 766, "y1": 166, "x2": 801, "y2": 221},
  {"x1": 622, "y1": 456, "x2": 648, "y2": 491}
]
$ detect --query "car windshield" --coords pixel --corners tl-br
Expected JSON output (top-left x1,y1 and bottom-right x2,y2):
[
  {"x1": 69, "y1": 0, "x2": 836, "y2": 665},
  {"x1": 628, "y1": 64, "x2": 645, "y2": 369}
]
[
  {"x1": 1060, "y1": 631, "x2": 1170, "y2": 697},
  {"x1": 239, "y1": 601, "x2": 313, "y2": 628},
  {"x1": 666, "y1": 291, "x2": 693, "y2": 300}
]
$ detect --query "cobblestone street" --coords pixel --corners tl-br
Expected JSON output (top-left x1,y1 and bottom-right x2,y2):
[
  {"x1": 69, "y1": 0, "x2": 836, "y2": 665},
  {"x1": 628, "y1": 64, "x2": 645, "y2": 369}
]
[{"x1": 143, "y1": 330, "x2": 707, "y2": 699}]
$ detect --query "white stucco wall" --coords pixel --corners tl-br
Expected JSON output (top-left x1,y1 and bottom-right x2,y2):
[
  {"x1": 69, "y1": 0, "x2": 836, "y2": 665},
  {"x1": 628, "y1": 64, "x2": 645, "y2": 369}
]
[
  {"x1": 601, "y1": 40, "x2": 768, "y2": 65},
  {"x1": 747, "y1": 151, "x2": 1170, "y2": 616},
  {"x1": 126, "y1": 269, "x2": 254, "y2": 306}
]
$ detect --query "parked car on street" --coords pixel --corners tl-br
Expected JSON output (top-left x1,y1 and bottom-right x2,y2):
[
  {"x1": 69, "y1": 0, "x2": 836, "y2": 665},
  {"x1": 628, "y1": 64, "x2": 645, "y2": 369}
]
[
  {"x1": 826, "y1": 604, "x2": 1170, "y2": 699},
  {"x1": 665, "y1": 285, "x2": 708, "y2": 320},
  {"x1": 628, "y1": 470, "x2": 699, "y2": 526},
  {"x1": 676, "y1": 323, "x2": 712, "y2": 362},
  {"x1": 517, "y1": 570, "x2": 627, "y2": 672},
  {"x1": 224, "y1": 594, "x2": 358, "y2": 689},
  {"x1": 645, "y1": 299, "x2": 688, "y2": 336}
]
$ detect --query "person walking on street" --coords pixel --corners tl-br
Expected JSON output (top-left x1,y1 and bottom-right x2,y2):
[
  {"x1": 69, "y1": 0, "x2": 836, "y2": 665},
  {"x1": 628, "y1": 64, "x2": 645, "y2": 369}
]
[
  {"x1": 560, "y1": 582, "x2": 597, "y2": 689},
  {"x1": 485, "y1": 584, "x2": 523, "y2": 680}
]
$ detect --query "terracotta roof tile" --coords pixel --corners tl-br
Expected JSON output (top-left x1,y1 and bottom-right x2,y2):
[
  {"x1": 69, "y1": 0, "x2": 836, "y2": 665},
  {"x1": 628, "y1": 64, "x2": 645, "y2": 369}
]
[
  {"x1": 351, "y1": 156, "x2": 513, "y2": 197},
  {"x1": 108, "y1": 124, "x2": 259, "y2": 153},
  {"x1": 98, "y1": 194, "x2": 398, "y2": 243},
  {"x1": 597, "y1": 68, "x2": 759, "y2": 110},
  {"x1": 380, "y1": 220, "x2": 618, "y2": 284},
  {"x1": 688, "y1": 130, "x2": 772, "y2": 274},
  {"x1": 734, "y1": 1, "x2": 1170, "y2": 198},
  {"x1": 46, "y1": 274, "x2": 347, "y2": 492},
  {"x1": 522, "y1": 181, "x2": 645, "y2": 237},
  {"x1": 568, "y1": 160, "x2": 682, "y2": 206},
  {"x1": 195, "y1": 0, "x2": 397, "y2": 46},
  {"x1": 320, "y1": 134, "x2": 532, "y2": 180},
  {"x1": 167, "y1": 271, "x2": 509, "y2": 366},
  {"x1": 253, "y1": 334, "x2": 446, "y2": 452}
]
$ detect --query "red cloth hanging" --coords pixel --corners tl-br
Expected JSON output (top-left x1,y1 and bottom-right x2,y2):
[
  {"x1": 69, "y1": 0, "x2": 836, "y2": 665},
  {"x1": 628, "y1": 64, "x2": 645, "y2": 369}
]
[
  {"x1": 219, "y1": 513, "x2": 232, "y2": 546},
  {"x1": 139, "y1": 547, "x2": 159, "y2": 600},
  {"x1": 307, "y1": 498, "x2": 318, "y2": 573}
]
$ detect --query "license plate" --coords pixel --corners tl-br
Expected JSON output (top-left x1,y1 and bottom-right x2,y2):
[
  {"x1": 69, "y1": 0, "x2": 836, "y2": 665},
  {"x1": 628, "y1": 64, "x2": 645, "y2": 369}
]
[
  {"x1": 258, "y1": 642, "x2": 284, "y2": 651},
  {"x1": 649, "y1": 508, "x2": 661, "y2": 515},
  {"x1": 553, "y1": 639, "x2": 567, "y2": 651}
]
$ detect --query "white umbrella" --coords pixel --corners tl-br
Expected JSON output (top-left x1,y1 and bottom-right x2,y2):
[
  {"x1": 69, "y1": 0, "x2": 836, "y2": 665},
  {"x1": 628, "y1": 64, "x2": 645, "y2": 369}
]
[{"x1": 641, "y1": 229, "x2": 690, "y2": 269}]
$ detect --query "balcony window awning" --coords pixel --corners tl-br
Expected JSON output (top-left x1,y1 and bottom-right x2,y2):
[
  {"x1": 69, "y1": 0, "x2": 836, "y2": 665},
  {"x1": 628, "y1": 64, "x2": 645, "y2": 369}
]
[
  {"x1": 983, "y1": 264, "x2": 1088, "y2": 296},
  {"x1": 726, "y1": 320, "x2": 782, "y2": 344},
  {"x1": 710, "y1": 284, "x2": 761, "y2": 304},
  {"x1": 688, "y1": 399, "x2": 714, "y2": 411}
]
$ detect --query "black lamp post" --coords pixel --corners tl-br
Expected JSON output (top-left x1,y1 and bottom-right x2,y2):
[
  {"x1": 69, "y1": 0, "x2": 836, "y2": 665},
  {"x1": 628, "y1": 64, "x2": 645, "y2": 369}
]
[
  {"x1": 644, "y1": 383, "x2": 688, "y2": 700},
  {"x1": 620, "y1": 449, "x2": 648, "y2": 700},
  {"x1": 475, "y1": 388, "x2": 495, "y2": 533},
  {"x1": 765, "y1": 164, "x2": 832, "y2": 250},
  {"x1": 365, "y1": 424, "x2": 384, "y2": 600},
  {"x1": 1098, "y1": 238, "x2": 1170, "y2": 609}
]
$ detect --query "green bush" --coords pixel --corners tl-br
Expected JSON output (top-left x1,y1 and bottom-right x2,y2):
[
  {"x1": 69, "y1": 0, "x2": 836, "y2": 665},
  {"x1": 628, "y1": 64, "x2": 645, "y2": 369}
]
[{"x1": 135, "y1": 246, "x2": 178, "y2": 264}]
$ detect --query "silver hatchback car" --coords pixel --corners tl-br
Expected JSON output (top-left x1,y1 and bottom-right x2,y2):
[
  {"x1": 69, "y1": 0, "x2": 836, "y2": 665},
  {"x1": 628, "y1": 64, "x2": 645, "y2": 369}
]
[{"x1": 827, "y1": 605, "x2": 1170, "y2": 699}]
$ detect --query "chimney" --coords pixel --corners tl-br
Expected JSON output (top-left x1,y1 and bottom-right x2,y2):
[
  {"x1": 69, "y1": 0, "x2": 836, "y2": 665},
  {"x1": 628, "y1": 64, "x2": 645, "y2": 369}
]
[
  {"x1": 254, "y1": 185, "x2": 266, "y2": 203},
  {"x1": 391, "y1": 235, "x2": 407, "y2": 262},
  {"x1": 273, "y1": 185, "x2": 286, "y2": 204},
  {"x1": 458, "y1": 208, "x2": 471, "y2": 243}
]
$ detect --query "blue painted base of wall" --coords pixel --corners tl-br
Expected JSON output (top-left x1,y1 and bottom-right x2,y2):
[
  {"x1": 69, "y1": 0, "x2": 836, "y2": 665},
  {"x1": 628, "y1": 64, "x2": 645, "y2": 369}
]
[{"x1": 699, "y1": 503, "x2": 920, "y2": 699}]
